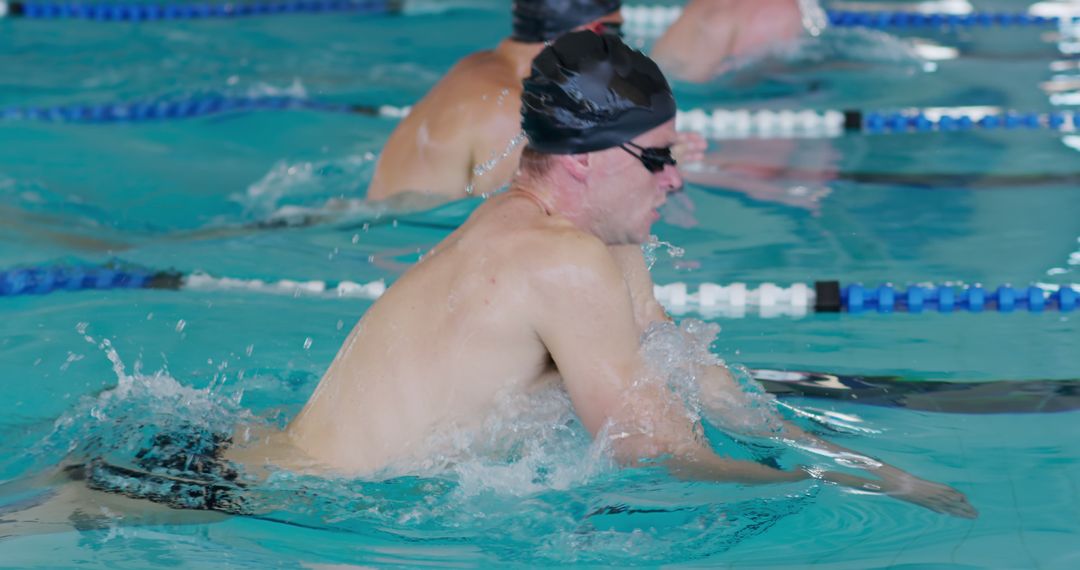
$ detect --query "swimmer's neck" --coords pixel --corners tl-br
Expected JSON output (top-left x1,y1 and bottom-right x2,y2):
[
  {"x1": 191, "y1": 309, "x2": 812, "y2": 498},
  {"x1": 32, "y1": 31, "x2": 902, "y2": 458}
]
[
  {"x1": 508, "y1": 173, "x2": 614, "y2": 244},
  {"x1": 495, "y1": 38, "x2": 547, "y2": 78}
]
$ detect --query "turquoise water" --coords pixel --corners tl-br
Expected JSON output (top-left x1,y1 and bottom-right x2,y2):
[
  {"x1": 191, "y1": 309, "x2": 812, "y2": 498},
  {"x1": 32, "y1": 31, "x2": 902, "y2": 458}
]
[{"x1": 2, "y1": 2, "x2": 1080, "y2": 568}]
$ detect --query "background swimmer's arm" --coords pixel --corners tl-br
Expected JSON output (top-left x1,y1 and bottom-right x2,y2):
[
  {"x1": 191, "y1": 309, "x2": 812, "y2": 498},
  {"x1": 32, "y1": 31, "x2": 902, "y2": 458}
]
[
  {"x1": 651, "y1": 0, "x2": 739, "y2": 82},
  {"x1": 532, "y1": 239, "x2": 805, "y2": 485}
]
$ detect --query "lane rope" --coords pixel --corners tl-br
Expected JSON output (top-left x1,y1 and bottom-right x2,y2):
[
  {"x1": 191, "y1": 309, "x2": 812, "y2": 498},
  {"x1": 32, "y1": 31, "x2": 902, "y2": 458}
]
[
  {"x1": 2, "y1": 263, "x2": 1076, "y2": 317},
  {"x1": 4, "y1": 93, "x2": 1076, "y2": 140},
  {"x1": 4, "y1": 0, "x2": 1075, "y2": 35},
  {"x1": 3, "y1": 0, "x2": 1078, "y2": 30}
]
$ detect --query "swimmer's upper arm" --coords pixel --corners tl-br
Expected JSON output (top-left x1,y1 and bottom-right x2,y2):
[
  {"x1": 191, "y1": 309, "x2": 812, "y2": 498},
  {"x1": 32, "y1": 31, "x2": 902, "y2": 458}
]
[
  {"x1": 530, "y1": 238, "x2": 695, "y2": 456},
  {"x1": 651, "y1": 0, "x2": 738, "y2": 82},
  {"x1": 608, "y1": 244, "x2": 671, "y2": 333},
  {"x1": 529, "y1": 237, "x2": 810, "y2": 484}
]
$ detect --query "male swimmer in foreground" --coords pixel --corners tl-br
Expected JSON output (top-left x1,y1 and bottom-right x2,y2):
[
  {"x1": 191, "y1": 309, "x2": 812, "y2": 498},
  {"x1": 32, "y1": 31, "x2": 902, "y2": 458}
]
[
  {"x1": 367, "y1": 0, "x2": 704, "y2": 334},
  {"x1": 5, "y1": 34, "x2": 974, "y2": 535},
  {"x1": 273, "y1": 33, "x2": 974, "y2": 518}
]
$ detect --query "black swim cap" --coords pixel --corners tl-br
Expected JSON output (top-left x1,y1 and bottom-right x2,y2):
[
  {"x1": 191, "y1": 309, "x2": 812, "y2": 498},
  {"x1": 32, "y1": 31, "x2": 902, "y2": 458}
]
[
  {"x1": 521, "y1": 31, "x2": 676, "y2": 155},
  {"x1": 512, "y1": 0, "x2": 623, "y2": 43}
]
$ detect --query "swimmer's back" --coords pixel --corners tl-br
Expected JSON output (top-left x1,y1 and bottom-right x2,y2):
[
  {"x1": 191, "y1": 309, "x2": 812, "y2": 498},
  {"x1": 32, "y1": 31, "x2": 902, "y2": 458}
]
[
  {"x1": 366, "y1": 50, "x2": 526, "y2": 201},
  {"x1": 285, "y1": 192, "x2": 604, "y2": 474},
  {"x1": 652, "y1": 0, "x2": 803, "y2": 82}
]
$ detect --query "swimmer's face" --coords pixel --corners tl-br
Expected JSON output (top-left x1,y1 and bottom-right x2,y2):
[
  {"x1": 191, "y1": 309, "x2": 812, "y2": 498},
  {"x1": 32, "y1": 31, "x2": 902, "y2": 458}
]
[{"x1": 586, "y1": 120, "x2": 682, "y2": 245}]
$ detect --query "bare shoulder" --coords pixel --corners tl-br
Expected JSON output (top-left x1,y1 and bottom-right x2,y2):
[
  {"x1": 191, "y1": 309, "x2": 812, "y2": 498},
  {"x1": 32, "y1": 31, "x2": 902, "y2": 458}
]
[
  {"x1": 445, "y1": 51, "x2": 521, "y2": 96},
  {"x1": 514, "y1": 227, "x2": 626, "y2": 294},
  {"x1": 690, "y1": 0, "x2": 735, "y2": 18},
  {"x1": 420, "y1": 51, "x2": 521, "y2": 131}
]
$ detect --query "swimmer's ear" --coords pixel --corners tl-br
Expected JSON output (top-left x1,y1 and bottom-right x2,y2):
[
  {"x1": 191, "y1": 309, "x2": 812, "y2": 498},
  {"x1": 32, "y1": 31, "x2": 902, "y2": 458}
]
[{"x1": 560, "y1": 153, "x2": 591, "y2": 183}]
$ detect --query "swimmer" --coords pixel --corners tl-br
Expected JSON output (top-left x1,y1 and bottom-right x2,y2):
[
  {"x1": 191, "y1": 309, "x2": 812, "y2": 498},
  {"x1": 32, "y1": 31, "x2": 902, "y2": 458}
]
[
  {"x1": 275, "y1": 33, "x2": 975, "y2": 518},
  {"x1": 366, "y1": 0, "x2": 704, "y2": 340},
  {"x1": 651, "y1": 0, "x2": 809, "y2": 83},
  {"x1": 3, "y1": 35, "x2": 973, "y2": 537},
  {"x1": 366, "y1": 0, "x2": 631, "y2": 202}
]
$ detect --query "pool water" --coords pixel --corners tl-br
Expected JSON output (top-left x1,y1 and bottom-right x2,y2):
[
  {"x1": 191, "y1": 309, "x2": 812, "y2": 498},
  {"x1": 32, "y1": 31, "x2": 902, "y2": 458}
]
[{"x1": 2, "y1": 1, "x2": 1079, "y2": 568}]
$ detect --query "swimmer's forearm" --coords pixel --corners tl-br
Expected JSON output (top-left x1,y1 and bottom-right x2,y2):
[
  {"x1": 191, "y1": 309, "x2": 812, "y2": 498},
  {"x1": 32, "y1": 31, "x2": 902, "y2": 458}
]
[
  {"x1": 667, "y1": 451, "x2": 809, "y2": 485},
  {"x1": 777, "y1": 420, "x2": 910, "y2": 478},
  {"x1": 698, "y1": 363, "x2": 911, "y2": 477}
]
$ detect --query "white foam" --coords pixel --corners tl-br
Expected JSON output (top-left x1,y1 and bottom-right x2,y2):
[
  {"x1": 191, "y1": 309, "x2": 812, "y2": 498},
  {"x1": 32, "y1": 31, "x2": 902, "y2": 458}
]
[{"x1": 232, "y1": 154, "x2": 378, "y2": 222}]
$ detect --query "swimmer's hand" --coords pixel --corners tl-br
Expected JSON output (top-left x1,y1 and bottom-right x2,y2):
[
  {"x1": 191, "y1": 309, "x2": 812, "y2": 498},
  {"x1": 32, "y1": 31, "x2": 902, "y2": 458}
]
[
  {"x1": 673, "y1": 131, "x2": 707, "y2": 166},
  {"x1": 814, "y1": 469, "x2": 978, "y2": 519}
]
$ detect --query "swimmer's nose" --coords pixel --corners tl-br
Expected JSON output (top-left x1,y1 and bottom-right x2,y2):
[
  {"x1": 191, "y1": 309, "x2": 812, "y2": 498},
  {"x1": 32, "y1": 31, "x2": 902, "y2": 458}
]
[{"x1": 657, "y1": 164, "x2": 683, "y2": 195}]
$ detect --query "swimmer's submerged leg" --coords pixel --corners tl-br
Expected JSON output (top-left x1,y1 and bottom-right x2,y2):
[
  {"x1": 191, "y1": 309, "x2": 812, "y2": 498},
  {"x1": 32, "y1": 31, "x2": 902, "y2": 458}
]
[{"x1": 0, "y1": 469, "x2": 228, "y2": 540}]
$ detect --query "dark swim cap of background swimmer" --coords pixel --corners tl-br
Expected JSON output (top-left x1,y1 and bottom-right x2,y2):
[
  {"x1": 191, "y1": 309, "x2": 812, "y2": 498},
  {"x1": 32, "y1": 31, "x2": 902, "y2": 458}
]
[
  {"x1": 521, "y1": 31, "x2": 676, "y2": 155},
  {"x1": 512, "y1": 0, "x2": 622, "y2": 43}
]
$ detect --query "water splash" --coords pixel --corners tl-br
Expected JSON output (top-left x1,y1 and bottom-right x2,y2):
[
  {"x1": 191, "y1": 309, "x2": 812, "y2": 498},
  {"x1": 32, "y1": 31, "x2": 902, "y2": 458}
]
[
  {"x1": 642, "y1": 234, "x2": 685, "y2": 270},
  {"x1": 797, "y1": 0, "x2": 828, "y2": 37},
  {"x1": 1046, "y1": 236, "x2": 1080, "y2": 277},
  {"x1": 242, "y1": 78, "x2": 308, "y2": 100},
  {"x1": 231, "y1": 154, "x2": 379, "y2": 223},
  {"x1": 640, "y1": 319, "x2": 785, "y2": 437},
  {"x1": 468, "y1": 131, "x2": 527, "y2": 186},
  {"x1": 7, "y1": 326, "x2": 820, "y2": 564},
  {"x1": 383, "y1": 385, "x2": 610, "y2": 497},
  {"x1": 25, "y1": 330, "x2": 250, "y2": 479}
]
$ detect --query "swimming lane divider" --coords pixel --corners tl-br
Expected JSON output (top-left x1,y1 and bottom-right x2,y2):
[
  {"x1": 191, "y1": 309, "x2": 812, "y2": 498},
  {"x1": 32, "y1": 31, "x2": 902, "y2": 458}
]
[
  {"x1": 0, "y1": 0, "x2": 401, "y2": 20},
  {"x1": 0, "y1": 95, "x2": 412, "y2": 123},
  {"x1": 2, "y1": 263, "x2": 1077, "y2": 318},
  {"x1": 3, "y1": 93, "x2": 1077, "y2": 140},
  {"x1": 2, "y1": 0, "x2": 1078, "y2": 29},
  {"x1": 622, "y1": 4, "x2": 1080, "y2": 33},
  {"x1": 677, "y1": 107, "x2": 1080, "y2": 139}
]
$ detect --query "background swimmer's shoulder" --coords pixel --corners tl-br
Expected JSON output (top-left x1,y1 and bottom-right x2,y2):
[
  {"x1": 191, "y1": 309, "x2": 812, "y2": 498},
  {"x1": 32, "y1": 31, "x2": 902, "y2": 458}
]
[
  {"x1": 436, "y1": 51, "x2": 523, "y2": 119},
  {"x1": 450, "y1": 50, "x2": 522, "y2": 90}
]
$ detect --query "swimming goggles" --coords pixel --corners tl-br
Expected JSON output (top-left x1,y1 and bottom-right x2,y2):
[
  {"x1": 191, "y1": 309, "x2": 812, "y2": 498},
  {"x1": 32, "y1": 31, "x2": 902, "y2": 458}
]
[{"x1": 619, "y1": 141, "x2": 677, "y2": 173}]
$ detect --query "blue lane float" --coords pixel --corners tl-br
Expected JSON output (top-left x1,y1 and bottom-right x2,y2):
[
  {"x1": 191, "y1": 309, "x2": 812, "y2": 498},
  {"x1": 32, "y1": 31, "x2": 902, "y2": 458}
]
[
  {"x1": 3, "y1": 1, "x2": 1079, "y2": 28},
  {"x1": 3, "y1": 263, "x2": 1078, "y2": 318},
  {"x1": 0, "y1": 0, "x2": 399, "y2": 20},
  {"x1": 679, "y1": 107, "x2": 1080, "y2": 139},
  {"x1": 823, "y1": 282, "x2": 1078, "y2": 314},
  {"x1": 0, "y1": 264, "x2": 175, "y2": 295},
  {"x1": 0, "y1": 94, "x2": 410, "y2": 123},
  {"x1": 3, "y1": 93, "x2": 1077, "y2": 142},
  {"x1": 825, "y1": 9, "x2": 1077, "y2": 28}
]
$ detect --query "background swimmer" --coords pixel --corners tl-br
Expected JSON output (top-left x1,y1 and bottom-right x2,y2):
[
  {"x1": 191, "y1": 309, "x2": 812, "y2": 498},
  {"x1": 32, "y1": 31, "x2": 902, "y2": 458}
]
[
  {"x1": 652, "y1": 0, "x2": 808, "y2": 82},
  {"x1": 365, "y1": 0, "x2": 632, "y2": 202}
]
